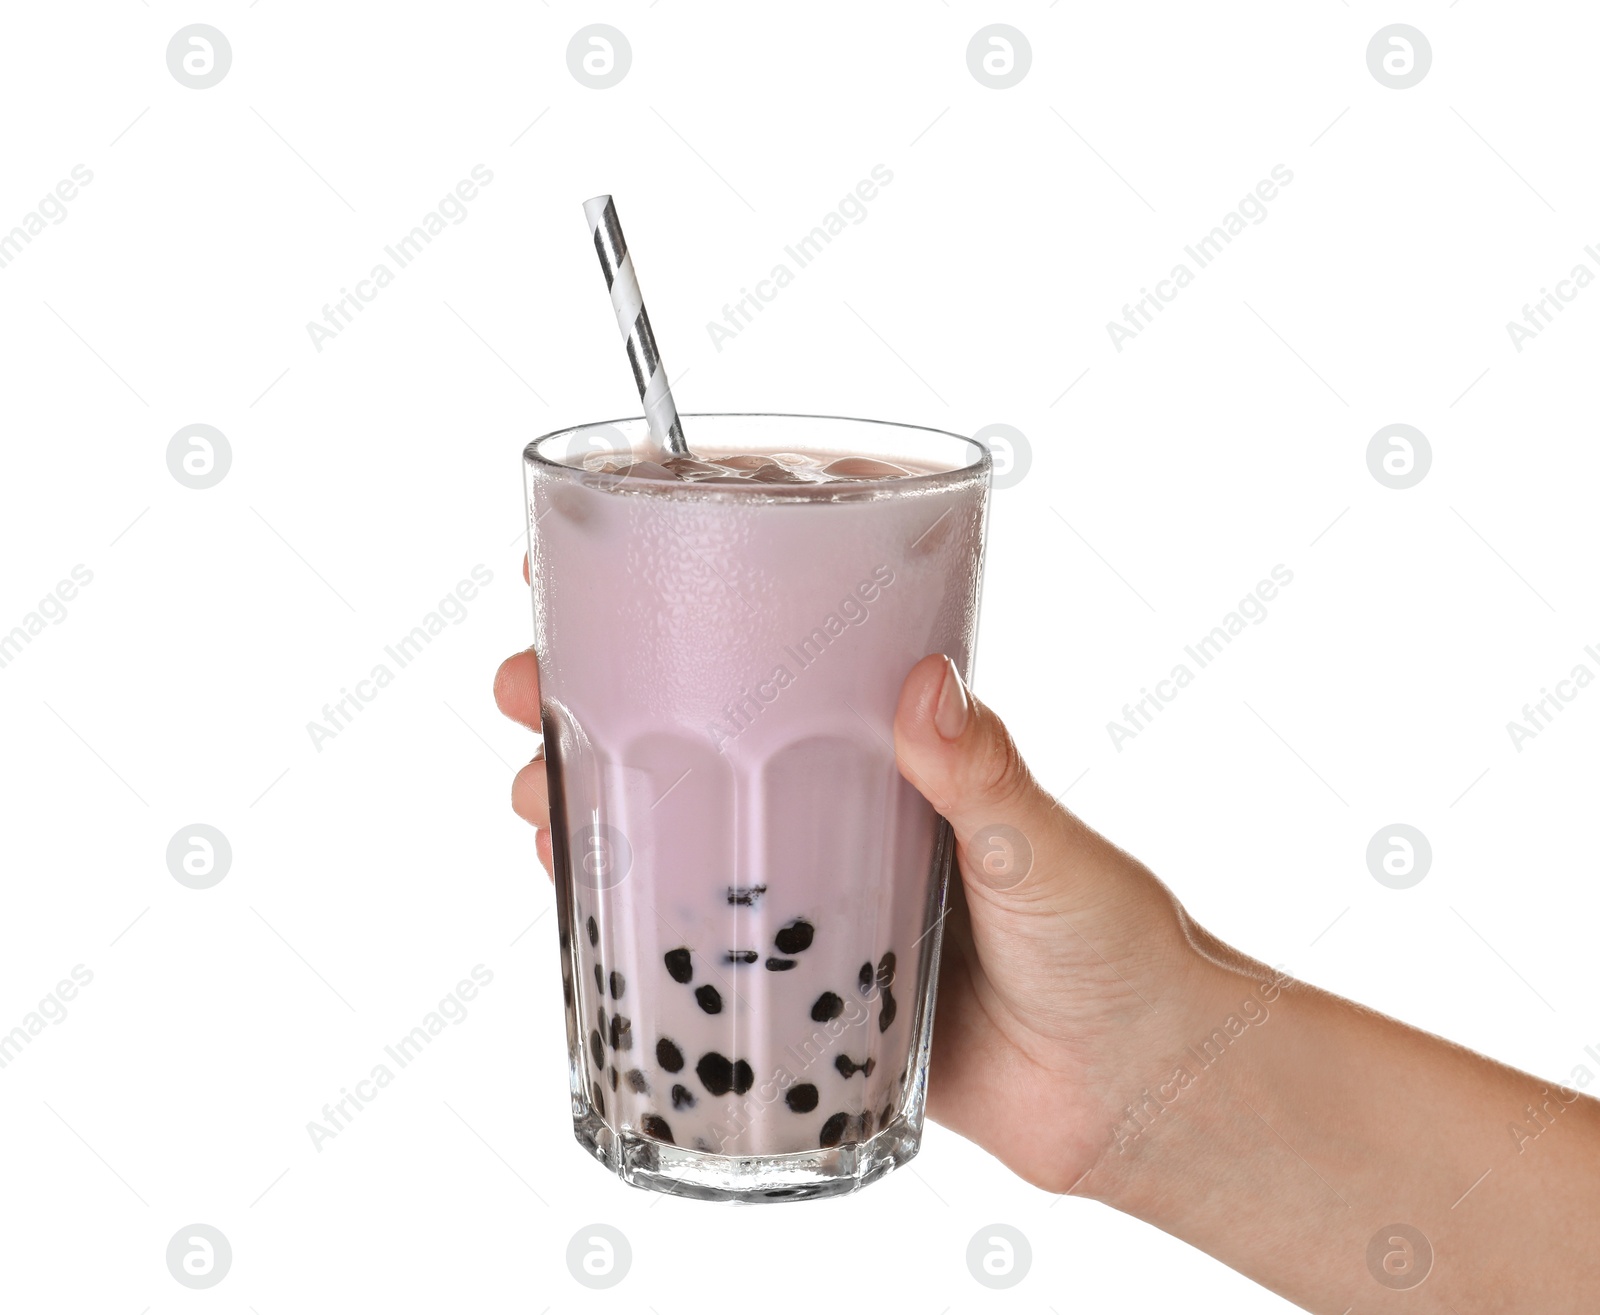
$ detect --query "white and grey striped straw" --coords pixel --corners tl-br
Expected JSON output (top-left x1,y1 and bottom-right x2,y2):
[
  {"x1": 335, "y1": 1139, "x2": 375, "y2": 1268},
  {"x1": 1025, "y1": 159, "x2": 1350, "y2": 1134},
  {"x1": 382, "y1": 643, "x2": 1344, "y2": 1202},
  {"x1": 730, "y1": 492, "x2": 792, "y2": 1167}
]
[{"x1": 582, "y1": 194, "x2": 689, "y2": 458}]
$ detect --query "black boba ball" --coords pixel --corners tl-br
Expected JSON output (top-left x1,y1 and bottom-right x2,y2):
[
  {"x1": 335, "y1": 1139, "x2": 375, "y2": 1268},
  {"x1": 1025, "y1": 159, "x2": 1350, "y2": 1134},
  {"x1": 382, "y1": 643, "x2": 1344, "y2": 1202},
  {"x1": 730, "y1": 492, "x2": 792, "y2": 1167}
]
[
  {"x1": 695, "y1": 984, "x2": 722, "y2": 1014},
  {"x1": 586, "y1": 916, "x2": 599, "y2": 947},
  {"x1": 819, "y1": 1112, "x2": 850, "y2": 1147},
  {"x1": 697, "y1": 1052, "x2": 735, "y2": 1096},
  {"x1": 876, "y1": 951, "x2": 896, "y2": 989},
  {"x1": 785, "y1": 1083, "x2": 819, "y2": 1114},
  {"x1": 671, "y1": 1083, "x2": 696, "y2": 1110},
  {"x1": 774, "y1": 919, "x2": 815, "y2": 954},
  {"x1": 878, "y1": 987, "x2": 897, "y2": 1032},
  {"x1": 696, "y1": 1052, "x2": 754, "y2": 1097},
  {"x1": 610, "y1": 1013, "x2": 633, "y2": 1050},
  {"x1": 625, "y1": 1068, "x2": 650, "y2": 1093},
  {"x1": 609, "y1": 970, "x2": 626, "y2": 999},
  {"x1": 811, "y1": 991, "x2": 844, "y2": 1022},
  {"x1": 589, "y1": 1030, "x2": 604, "y2": 1070},
  {"x1": 656, "y1": 1037, "x2": 685, "y2": 1072},
  {"x1": 664, "y1": 947, "x2": 693, "y2": 983},
  {"x1": 641, "y1": 1114, "x2": 674, "y2": 1143},
  {"x1": 593, "y1": 964, "x2": 603, "y2": 994}
]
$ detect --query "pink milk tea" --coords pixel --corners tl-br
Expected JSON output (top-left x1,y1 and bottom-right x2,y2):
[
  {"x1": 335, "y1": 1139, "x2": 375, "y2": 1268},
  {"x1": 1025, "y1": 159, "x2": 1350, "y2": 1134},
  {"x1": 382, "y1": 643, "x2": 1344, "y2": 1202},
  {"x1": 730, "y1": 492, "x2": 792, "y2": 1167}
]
[{"x1": 525, "y1": 414, "x2": 989, "y2": 1201}]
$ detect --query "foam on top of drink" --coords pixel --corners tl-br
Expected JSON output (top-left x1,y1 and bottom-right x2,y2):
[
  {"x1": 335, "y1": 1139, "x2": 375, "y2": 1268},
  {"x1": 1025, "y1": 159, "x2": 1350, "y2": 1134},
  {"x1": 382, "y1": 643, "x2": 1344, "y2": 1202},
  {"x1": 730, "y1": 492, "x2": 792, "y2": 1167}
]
[{"x1": 580, "y1": 449, "x2": 941, "y2": 486}]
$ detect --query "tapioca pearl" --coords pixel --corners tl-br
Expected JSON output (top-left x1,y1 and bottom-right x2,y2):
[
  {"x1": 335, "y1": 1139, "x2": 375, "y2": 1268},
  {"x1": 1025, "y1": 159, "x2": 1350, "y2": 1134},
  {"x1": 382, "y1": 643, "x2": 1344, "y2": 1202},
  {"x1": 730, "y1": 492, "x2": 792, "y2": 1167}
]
[
  {"x1": 609, "y1": 1014, "x2": 633, "y2": 1050},
  {"x1": 695, "y1": 1052, "x2": 754, "y2": 1096},
  {"x1": 586, "y1": 916, "x2": 599, "y2": 947},
  {"x1": 592, "y1": 964, "x2": 603, "y2": 995},
  {"x1": 562, "y1": 974, "x2": 573, "y2": 1008},
  {"x1": 774, "y1": 919, "x2": 814, "y2": 955},
  {"x1": 835, "y1": 1055, "x2": 875, "y2": 1078},
  {"x1": 878, "y1": 1101, "x2": 892, "y2": 1129},
  {"x1": 811, "y1": 991, "x2": 844, "y2": 1022},
  {"x1": 785, "y1": 1083, "x2": 819, "y2": 1114},
  {"x1": 625, "y1": 1068, "x2": 650, "y2": 1094},
  {"x1": 594, "y1": 1089, "x2": 605, "y2": 1119},
  {"x1": 589, "y1": 1030, "x2": 605, "y2": 1070},
  {"x1": 696, "y1": 1052, "x2": 736, "y2": 1096},
  {"x1": 608, "y1": 1066, "x2": 619, "y2": 1091},
  {"x1": 597, "y1": 1005, "x2": 607, "y2": 1037},
  {"x1": 819, "y1": 1112, "x2": 850, "y2": 1147},
  {"x1": 671, "y1": 1083, "x2": 696, "y2": 1110},
  {"x1": 725, "y1": 949, "x2": 758, "y2": 965},
  {"x1": 858, "y1": 962, "x2": 874, "y2": 994},
  {"x1": 609, "y1": 970, "x2": 626, "y2": 1000},
  {"x1": 878, "y1": 987, "x2": 897, "y2": 1032},
  {"x1": 765, "y1": 957, "x2": 797, "y2": 972},
  {"x1": 695, "y1": 985, "x2": 722, "y2": 1015},
  {"x1": 859, "y1": 1110, "x2": 876, "y2": 1138},
  {"x1": 876, "y1": 951, "x2": 897, "y2": 989},
  {"x1": 664, "y1": 947, "x2": 693, "y2": 983},
  {"x1": 656, "y1": 1037, "x2": 685, "y2": 1072},
  {"x1": 641, "y1": 1113, "x2": 674, "y2": 1143}
]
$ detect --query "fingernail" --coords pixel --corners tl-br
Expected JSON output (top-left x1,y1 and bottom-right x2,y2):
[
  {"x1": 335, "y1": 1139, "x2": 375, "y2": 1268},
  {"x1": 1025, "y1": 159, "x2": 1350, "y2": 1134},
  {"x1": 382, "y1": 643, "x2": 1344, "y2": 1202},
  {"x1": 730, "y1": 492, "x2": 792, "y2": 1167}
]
[{"x1": 934, "y1": 657, "x2": 970, "y2": 740}]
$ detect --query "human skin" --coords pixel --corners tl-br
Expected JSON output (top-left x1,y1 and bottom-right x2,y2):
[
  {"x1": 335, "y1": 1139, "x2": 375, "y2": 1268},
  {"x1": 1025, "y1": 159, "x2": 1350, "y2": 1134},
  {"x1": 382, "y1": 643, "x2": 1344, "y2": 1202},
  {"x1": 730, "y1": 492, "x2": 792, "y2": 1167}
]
[{"x1": 495, "y1": 626, "x2": 1600, "y2": 1312}]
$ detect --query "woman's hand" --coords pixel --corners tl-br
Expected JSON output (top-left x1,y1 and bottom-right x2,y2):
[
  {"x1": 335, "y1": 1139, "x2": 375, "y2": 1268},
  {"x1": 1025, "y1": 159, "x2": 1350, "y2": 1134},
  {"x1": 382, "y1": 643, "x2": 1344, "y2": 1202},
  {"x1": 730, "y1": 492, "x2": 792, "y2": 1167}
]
[{"x1": 495, "y1": 632, "x2": 1600, "y2": 1310}]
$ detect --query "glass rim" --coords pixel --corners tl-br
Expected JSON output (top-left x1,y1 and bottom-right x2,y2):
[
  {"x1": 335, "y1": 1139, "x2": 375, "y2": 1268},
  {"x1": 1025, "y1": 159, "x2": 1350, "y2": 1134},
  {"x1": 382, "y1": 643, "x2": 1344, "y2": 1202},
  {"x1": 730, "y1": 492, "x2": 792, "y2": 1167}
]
[{"x1": 524, "y1": 411, "x2": 991, "y2": 501}]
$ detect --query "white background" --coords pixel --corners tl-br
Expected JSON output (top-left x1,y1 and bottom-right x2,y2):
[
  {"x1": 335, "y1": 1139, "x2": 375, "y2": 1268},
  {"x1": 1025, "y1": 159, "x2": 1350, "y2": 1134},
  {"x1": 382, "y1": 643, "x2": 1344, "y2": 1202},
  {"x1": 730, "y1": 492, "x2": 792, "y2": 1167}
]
[{"x1": 2, "y1": 3, "x2": 1597, "y2": 1311}]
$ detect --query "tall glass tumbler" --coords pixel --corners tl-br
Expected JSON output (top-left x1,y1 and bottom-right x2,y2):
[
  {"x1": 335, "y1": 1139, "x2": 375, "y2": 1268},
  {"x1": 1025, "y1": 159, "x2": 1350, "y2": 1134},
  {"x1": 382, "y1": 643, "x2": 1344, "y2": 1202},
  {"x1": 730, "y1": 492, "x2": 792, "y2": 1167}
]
[{"x1": 524, "y1": 414, "x2": 990, "y2": 1201}]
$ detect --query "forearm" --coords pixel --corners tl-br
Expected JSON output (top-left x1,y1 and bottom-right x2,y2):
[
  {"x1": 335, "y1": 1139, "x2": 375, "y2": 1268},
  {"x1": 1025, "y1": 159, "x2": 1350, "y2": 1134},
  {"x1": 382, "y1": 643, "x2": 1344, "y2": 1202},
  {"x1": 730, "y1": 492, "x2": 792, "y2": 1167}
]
[{"x1": 1081, "y1": 949, "x2": 1600, "y2": 1312}]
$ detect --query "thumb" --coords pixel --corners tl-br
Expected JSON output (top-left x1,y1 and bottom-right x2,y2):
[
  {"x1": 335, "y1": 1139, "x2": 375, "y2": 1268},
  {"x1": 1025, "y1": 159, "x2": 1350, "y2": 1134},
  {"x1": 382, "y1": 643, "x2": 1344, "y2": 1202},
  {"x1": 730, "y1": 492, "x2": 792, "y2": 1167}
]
[{"x1": 893, "y1": 653, "x2": 1083, "y2": 903}]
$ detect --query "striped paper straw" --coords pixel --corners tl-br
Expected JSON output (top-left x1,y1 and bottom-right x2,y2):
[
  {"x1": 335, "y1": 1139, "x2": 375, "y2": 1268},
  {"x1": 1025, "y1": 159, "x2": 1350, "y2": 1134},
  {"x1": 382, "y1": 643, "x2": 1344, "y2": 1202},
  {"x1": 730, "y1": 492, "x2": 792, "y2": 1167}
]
[{"x1": 583, "y1": 195, "x2": 689, "y2": 458}]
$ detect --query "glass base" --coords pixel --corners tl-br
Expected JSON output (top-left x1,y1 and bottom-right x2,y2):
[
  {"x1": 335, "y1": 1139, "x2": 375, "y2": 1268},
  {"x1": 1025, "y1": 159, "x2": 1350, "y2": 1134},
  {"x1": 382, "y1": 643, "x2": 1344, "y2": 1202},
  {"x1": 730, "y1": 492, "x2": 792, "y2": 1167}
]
[{"x1": 572, "y1": 1107, "x2": 923, "y2": 1203}]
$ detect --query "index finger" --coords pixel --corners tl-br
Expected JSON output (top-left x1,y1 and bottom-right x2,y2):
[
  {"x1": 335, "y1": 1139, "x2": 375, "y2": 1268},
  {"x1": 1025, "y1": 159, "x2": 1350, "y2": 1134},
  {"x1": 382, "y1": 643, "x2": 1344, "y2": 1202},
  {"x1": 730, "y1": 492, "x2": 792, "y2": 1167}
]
[{"x1": 494, "y1": 648, "x2": 542, "y2": 731}]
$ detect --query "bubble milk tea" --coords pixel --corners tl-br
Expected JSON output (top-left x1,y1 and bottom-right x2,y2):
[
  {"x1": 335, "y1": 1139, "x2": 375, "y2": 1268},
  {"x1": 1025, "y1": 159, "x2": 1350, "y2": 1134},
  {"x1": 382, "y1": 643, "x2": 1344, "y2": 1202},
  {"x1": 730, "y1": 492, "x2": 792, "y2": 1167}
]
[{"x1": 525, "y1": 415, "x2": 989, "y2": 1200}]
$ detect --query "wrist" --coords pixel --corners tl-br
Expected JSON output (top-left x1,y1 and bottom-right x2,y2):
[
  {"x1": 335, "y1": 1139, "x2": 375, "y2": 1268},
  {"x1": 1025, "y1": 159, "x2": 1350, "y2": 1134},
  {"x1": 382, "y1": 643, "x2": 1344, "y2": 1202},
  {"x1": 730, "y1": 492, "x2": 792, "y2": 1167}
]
[{"x1": 1073, "y1": 941, "x2": 1295, "y2": 1215}]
